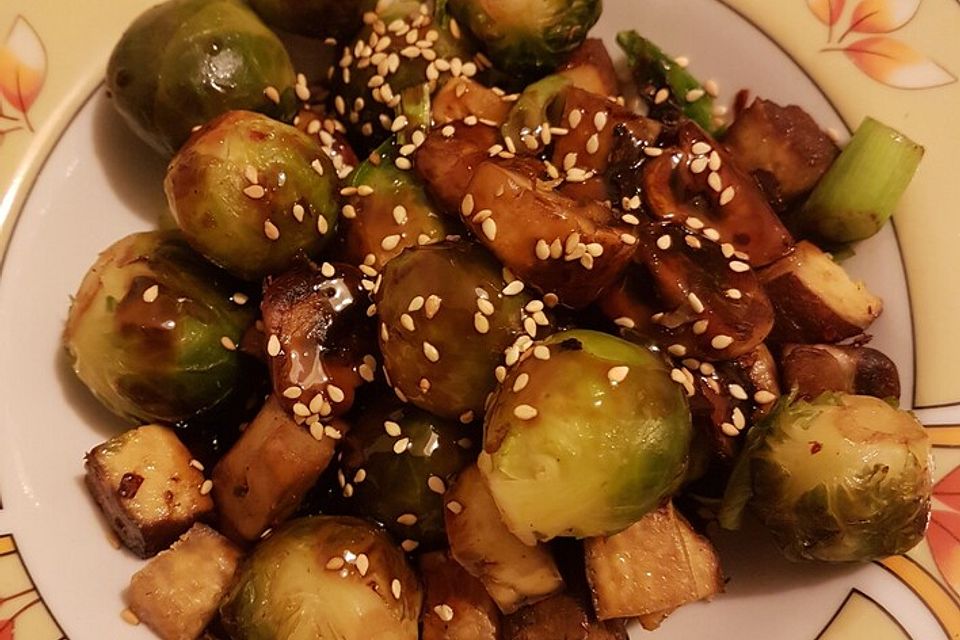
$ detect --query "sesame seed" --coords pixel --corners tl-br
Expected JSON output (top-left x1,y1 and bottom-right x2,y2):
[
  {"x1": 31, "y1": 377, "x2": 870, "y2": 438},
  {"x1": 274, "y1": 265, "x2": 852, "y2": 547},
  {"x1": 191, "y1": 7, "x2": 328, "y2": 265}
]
[
  {"x1": 327, "y1": 385, "x2": 345, "y2": 403},
  {"x1": 711, "y1": 334, "x2": 734, "y2": 350},
  {"x1": 481, "y1": 217, "x2": 497, "y2": 241},
  {"x1": 670, "y1": 369, "x2": 687, "y2": 384},
  {"x1": 142, "y1": 284, "x2": 159, "y2": 303},
  {"x1": 121, "y1": 609, "x2": 141, "y2": 626},
  {"x1": 709, "y1": 150, "x2": 722, "y2": 171},
  {"x1": 189, "y1": 459, "x2": 205, "y2": 472},
  {"x1": 707, "y1": 171, "x2": 723, "y2": 192},
  {"x1": 425, "y1": 295, "x2": 442, "y2": 318},
  {"x1": 705, "y1": 79, "x2": 720, "y2": 97},
  {"x1": 732, "y1": 407, "x2": 746, "y2": 429},
  {"x1": 200, "y1": 479, "x2": 213, "y2": 495},
  {"x1": 586, "y1": 133, "x2": 600, "y2": 155},
  {"x1": 690, "y1": 157, "x2": 709, "y2": 174},
  {"x1": 391, "y1": 579, "x2": 403, "y2": 599},
  {"x1": 397, "y1": 513, "x2": 418, "y2": 526},
  {"x1": 656, "y1": 234, "x2": 672, "y2": 250},
  {"x1": 755, "y1": 390, "x2": 778, "y2": 404},
  {"x1": 644, "y1": 146, "x2": 664, "y2": 157},
  {"x1": 703, "y1": 228, "x2": 721, "y2": 241},
  {"x1": 729, "y1": 384, "x2": 748, "y2": 400},
  {"x1": 693, "y1": 319, "x2": 709, "y2": 335},
  {"x1": 423, "y1": 341, "x2": 440, "y2": 362},
  {"x1": 568, "y1": 110, "x2": 582, "y2": 128},
  {"x1": 477, "y1": 298, "x2": 494, "y2": 315},
  {"x1": 446, "y1": 500, "x2": 463, "y2": 514},
  {"x1": 691, "y1": 142, "x2": 712, "y2": 155},
  {"x1": 594, "y1": 111, "x2": 609, "y2": 131},
  {"x1": 533, "y1": 345, "x2": 550, "y2": 360},
  {"x1": 309, "y1": 422, "x2": 325, "y2": 440},
  {"x1": 263, "y1": 219, "x2": 280, "y2": 241},
  {"x1": 384, "y1": 420, "x2": 402, "y2": 437},
  {"x1": 341, "y1": 203, "x2": 358, "y2": 219},
  {"x1": 608, "y1": 366, "x2": 629, "y2": 383},
  {"x1": 719, "y1": 186, "x2": 736, "y2": 206},
  {"x1": 401, "y1": 539, "x2": 419, "y2": 552},
  {"x1": 461, "y1": 194, "x2": 475, "y2": 216},
  {"x1": 357, "y1": 185, "x2": 374, "y2": 196},
  {"x1": 614, "y1": 317, "x2": 636, "y2": 329},
  {"x1": 654, "y1": 87, "x2": 670, "y2": 104},
  {"x1": 502, "y1": 280, "x2": 524, "y2": 296},
  {"x1": 535, "y1": 239, "x2": 551, "y2": 260},
  {"x1": 435, "y1": 604, "x2": 455, "y2": 622},
  {"x1": 686, "y1": 88, "x2": 705, "y2": 102},
  {"x1": 267, "y1": 334, "x2": 282, "y2": 357},
  {"x1": 311, "y1": 158, "x2": 325, "y2": 176},
  {"x1": 729, "y1": 260, "x2": 750, "y2": 273},
  {"x1": 317, "y1": 215, "x2": 329, "y2": 235},
  {"x1": 514, "y1": 404, "x2": 538, "y2": 420},
  {"x1": 244, "y1": 164, "x2": 259, "y2": 184},
  {"x1": 685, "y1": 236, "x2": 702, "y2": 249},
  {"x1": 381, "y1": 234, "x2": 402, "y2": 251},
  {"x1": 427, "y1": 475, "x2": 446, "y2": 494},
  {"x1": 356, "y1": 553, "x2": 370, "y2": 576},
  {"x1": 394, "y1": 437, "x2": 410, "y2": 454},
  {"x1": 263, "y1": 86, "x2": 280, "y2": 104},
  {"x1": 688, "y1": 292, "x2": 705, "y2": 313},
  {"x1": 474, "y1": 312, "x2": 490, "y2": 334},
  {"x1": 326, "y1": 556, "x2": 345, "y2": 570},
  {"x1": 721, "y1": 422, "x2": 739, "y2": 437},
  {"x1": 725, "y1": 288, "x2": 743, "y2": 300},
  {"x1": 668, "y1": 344, "x2": 687, "y2": 356},
  {"x1": 620, "y1": 233, "x2": 638, "y2": 246},
  {"x1": 244, "y1": 184, "x2": 266, "y2": 199},
  {"x1": 220, "y1": 336, "x2": 237, "y2": 351}
]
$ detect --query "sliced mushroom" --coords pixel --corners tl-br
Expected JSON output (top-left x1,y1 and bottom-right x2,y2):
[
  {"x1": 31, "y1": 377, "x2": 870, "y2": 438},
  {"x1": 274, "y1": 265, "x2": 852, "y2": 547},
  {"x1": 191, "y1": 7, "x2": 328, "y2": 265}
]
[
  {"x1": 415, "y1": 123, "x2": 501, "y2": 216},
  {"x1": 781, "y1": 343, "x2": 900, "y2": 401}
]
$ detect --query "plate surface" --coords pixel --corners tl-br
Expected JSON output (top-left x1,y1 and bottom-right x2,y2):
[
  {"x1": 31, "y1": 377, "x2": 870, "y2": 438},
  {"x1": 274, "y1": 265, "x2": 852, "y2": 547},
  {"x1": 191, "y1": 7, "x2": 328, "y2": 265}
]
[{"x1": 0, "y1": 1, "x2": 958, "y2": 639}]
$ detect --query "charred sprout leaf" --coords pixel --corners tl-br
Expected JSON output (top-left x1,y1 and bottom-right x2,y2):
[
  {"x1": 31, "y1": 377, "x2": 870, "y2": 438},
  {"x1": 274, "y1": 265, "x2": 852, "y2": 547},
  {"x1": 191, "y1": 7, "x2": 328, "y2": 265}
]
[
  {"x1": 798, "y1": 117, "x2": 924, "y2": 243},
  {"x1": 340, "y1": 138, "x2": 456, "y2": 271},
  {"x1": 64, "y1": 231, "x2": 258, "y2": 425},
  {"x1": 247, "y1": 0, "x2": 364, "y2": 41},
  {"x1": 449, "y1": 0, "x2": 601, "y2": 77},
  {"x1": 220, "y1": 516, "x2": 421, "y2": 639},
  {"x1": 165, "y1": 111, "x2": 341, "y2": 281},
  {"x1": 721, "y1": 393, "x2": 932, "y2": 562},
  {"x1": 480, "y1": 330, "x2": 692, "y2": 543},
  {"x1": 616, "y1": 30, "x2": 717, "y2": 135},
  {"x1": 338, "y1": 396, "x2": 477, "y2": 549},
  {"x1": 107, "y1": 0, "x2": 297, "y2": 156},
  {"x1": 376, "y1": 242, "x2": 545, "y2": 419},
  {"x1": 261, "y1": 261, "x2": 375, "y2": 421}
]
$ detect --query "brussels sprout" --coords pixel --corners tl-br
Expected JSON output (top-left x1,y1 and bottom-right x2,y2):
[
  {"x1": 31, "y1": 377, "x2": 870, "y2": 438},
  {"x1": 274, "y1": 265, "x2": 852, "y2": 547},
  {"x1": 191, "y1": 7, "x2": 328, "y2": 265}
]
[
  {"x1": 165, "y1": 111, "x2": 341, "y2": 281},
  {"x1": 332, "y1": 0, "x2": 477, "y2": 151},
  {"x1": 221, "y1": 516, "x2": 421, "y2": 640},
  {"x1": 721, "y1": 393, "x2": 932, "y2": 562},
  {"x1": 449, "y1": 0, "x2": 601, "y2": 76},
  {"x1": 261, "y1": 261, "x2": 377, "y2": 421},
  {"x1": 376, "y1": 241, "x2": 548, "y2": 420},
  {"x1": 64, "y1": 231, "x2": 259, "y2": 425},
  {"x1": 338, "y1": 396, "x2": 478, "y2": 549},
  {"x1": 248, "y1": 0, "x2": 364, "y2": 41},
  {"x1": 479, "y1": 329, "x2": 692, "y2": 544},
  {"x1": 339, "y1": 138, "x2": 457, "y2": 270},
  {"x1": 106, "y1": 0, "x2": 298, "y2": 156}
]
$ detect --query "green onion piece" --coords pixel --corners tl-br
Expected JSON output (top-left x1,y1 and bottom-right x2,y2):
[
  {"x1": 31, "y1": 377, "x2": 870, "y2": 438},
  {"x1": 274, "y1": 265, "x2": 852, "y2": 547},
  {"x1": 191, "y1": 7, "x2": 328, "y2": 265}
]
[
  {"x1": 616, "y1": 30, "x2": 717, "y2": 134},
  {"x1": 501, "y1": 74, "x2": 572, "y2": 153},
  {"x1": 395, "y1": 83, "x2": 431, "y2": 145},
  {"x1": 799, "y1": 117, "x2": 924, "y2": 243}
]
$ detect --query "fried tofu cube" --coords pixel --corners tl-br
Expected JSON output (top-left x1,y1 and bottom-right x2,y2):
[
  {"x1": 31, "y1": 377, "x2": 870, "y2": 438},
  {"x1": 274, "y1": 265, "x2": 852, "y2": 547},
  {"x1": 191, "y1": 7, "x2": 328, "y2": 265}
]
[
  {"x1": 585, "y1": 503, "x2": 723, "y2": 625},
  {"x1": 212, "y1": 395, "x2": 342, "y2": 543},
  {"x1": 85, "y1": 424, "x2": 213, "y2": 558},
  {"x1": 128, "y1": 523, "x2": 242, "y2": 640}
]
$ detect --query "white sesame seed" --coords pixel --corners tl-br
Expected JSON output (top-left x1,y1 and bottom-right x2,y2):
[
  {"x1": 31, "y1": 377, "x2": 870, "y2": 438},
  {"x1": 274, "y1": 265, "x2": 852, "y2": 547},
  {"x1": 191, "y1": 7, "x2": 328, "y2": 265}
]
[
  {"x1": 719, "y1": 186, "x2": 736, "y2": 206},
  {"x1": 668, "y1": 344, "x2": 687, "y2": 357},
  {"x1": 311, "y1": 158, "x2": 325, "y2": 177},
  {"x1": 693, "y1": 319, "x2": 709, "y2": 335},
  {"x1": 614, "y1": 317, "x2": 636, "y2": 329},
  {"x1": 423, "y1": 341, "x2": 440, "y2": 362},
  {"x1": 535, "y1": 239, "x2": 551, "y2": 260},
  {"x1": 691, "y1": 142, "x2": 712, "y2": 155},
  {"x1": 620, "y1": 233, "x2": 638, "y2": 246},
  {"x1": 394, "y1": 437, "x2": 410, "y2": 454},
  {"x1": 477, "y1": 298, "x2": 495, "y2": 315},
  {"x1": 593, "y1": 111, "x2": 609, "y2": 131},
  {"x1": 690, "y1": 157, "x2": 709, "y2": 174},
  {"x1": 686, "y1": 88, "x2": 705, "y2": 102},
  {"x1": 568, "y1": 110, "x2": 582, "y2": 129},
  {"x1": 533, "y1": 345, "x2": 550, "y2": 360},
  {"x1": 200, "y1": 479, "x2": 213, "y2": 495},
  {"x1": 327, "y1": 385, "x2": 345, "y2": 403},
  {"x1": 729, "y1": 260, "x2": 750, "y2": 273},
  {"x1": 721, "y1": 422, "x2": 739, "y2": 437},
  {"x1": 729, "y1": 384, "x2": 748, "y2": 400},
  {"x1": 425, "y1": 295, "x2": 441, "y2": 318},
  {"x1": 342, "y1": 203, "x2": 357, "y2": 219},
  {"x1": 514, "y1": 404, "x2": 538, "y2": 420},
  {"x1": 427, "y1": 475, "x2": 446, "y2": 494},
  {"x1": 356, "y1": 553, "x2": 370, "y2": 576},
  {"x1": 711, "y1": 334, "x2": 734, "y2": 349},
  {"x1": 732, "y1": 407, "x2": 746, "y2": 429},
  {"x1": 121, "y1": 609, "x2": 141, "y2": 626},
  {"x1": 384, "y1": 420, "x2": 402, "y2": 437},
  {"x1": 142, "y1": 284, "x2": 159, "y2": 303},
  {"x1": 755, "y1": 390, "x2": 778, "y2": 404},
  {"x1": 461, "y1": 194, "x2": 475, "y2": 217},
  {"x1": 726, "y1": 288, "x2": 743, "y2": 300},
  {"x1": 474, "y1": 312, "x2": 490, "y2": 334},
  {"x1": 317, "y1": 215, "x2": 329, "y2": 235},
  {"x1": 705, "y1": 79, "x2": 720, "y2": 97},
  {"x1": 708, "y1": 150, "x2": 722, "y2": 171},
  {"x1": 220, "y1": 336, "x2": 237, "y2": 351},
  {"x1": 703, "y1": 228, "x2": 721, "y2": 241},
  {"x1": 586, "y1": 133, "x2": 600, "y2": 155},
  {"x1": 481, "y1": 217, "x2": 497, "y2": 241},
  {"x1": 244, "y1": 184, "x2": 266, "y2": 199},
  {"x1": 435, "y1": 604, "x2": 455, "y2": 622},
  {"x1": 707, "y1": 171, "x2": 723, "y2": 192},
  {"x1": 244, "y1": 164, "x2": 259, "y2": 184},
  {"x1": 656, "y1": 234, "x2": 672, "y2": 250},
  {"x1": 685, "y1": 235, "x2": 702, "y2": 249},
  {"x1": 266, "y1": 334, "x2": 282, "y2": 357},
  {"x1": 654, "y1": 88, "x2": 670, "y2": 104},
  {"x1": 381, "y1": 234, "x2": 402, "y2": 251},
  {"x1": 396, "y1": 513, "x2": 418, "y2": 526},
  {"x1": 607, "y1": 366, "x2": 629, "y2": 383},
  {"x1": 401, "y1": 539, "x2": 419, "y2": 552},
  {"x1": 688, "y1": 292, "x2": 705, "y2": 313},
  {"x1": 391, "y1": 578, "x2": 402, "y2": 599},
  {"x1": 263, "y1": 86, "x2": 281, "y2": 104},
  {"x1": 502, "y1": 280, "x2": 524, "y2": 296}
]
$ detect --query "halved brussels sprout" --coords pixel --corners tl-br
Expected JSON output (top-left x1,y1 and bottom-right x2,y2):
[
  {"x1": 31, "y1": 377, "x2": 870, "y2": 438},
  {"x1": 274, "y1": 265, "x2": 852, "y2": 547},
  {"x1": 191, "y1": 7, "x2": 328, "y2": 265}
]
[
  {"x1": 449, "y1": 0, "x2": 601, "y2": 76},
  {"x1": 107, "y1": 0, "x2": 298, "y2": 156},
  {"x1": 64, "y1": 231, "x2": 258, "y2": 425},
  {"x1": 721, "y1": 393, "x2": 932, "y2": 562},
  {"x1": 248, "y1": 0, "x2": 364, "y2": 41},
  {"x1": 376, "y1": 241, "x2": 546, "y2": 419},
  {"x1": 480, "y1": 329, "x2": 692, "y2": 543},
  {"x1": 165, "y1": 111, "x2": 340, "y2": 281},
  {"x1": 338, "y1": 396, "x2": 478, "y2": 549},
  {"x1": 221, "y1": 516, "x2": 421, "y2": 639}
]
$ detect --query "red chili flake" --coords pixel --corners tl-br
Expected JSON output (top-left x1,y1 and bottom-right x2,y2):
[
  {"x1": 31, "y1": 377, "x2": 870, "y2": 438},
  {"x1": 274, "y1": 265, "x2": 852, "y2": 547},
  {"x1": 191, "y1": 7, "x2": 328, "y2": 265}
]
[
  {"x1": 118, "y1": 472, "x2": 144, "y2": 499},
  {"x1": 809, "y1": 441, "x2": 823, "y2": 455}
]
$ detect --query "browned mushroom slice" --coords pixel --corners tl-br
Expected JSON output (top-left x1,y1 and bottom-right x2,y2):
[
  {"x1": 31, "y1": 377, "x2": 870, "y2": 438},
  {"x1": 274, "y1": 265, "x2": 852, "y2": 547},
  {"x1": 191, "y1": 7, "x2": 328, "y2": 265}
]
[
  {"x1": 723, "y1": 98, "x2": 839, "y2": 201},
  {"x1": 552, "y1": 88, "x2": 661, "y2": 178},
  {"x1": 503, "y1": 592, "x2": 628, "y2": 640},
  {"x1": 557, "y1": 38, "x2": 621, "y2": 98},
  {"x1": 433, "y1": 77, "x2": 512, "y2": 126},
  {"x1": 643, "y1": 120, "x2": 794, "y2": 266},
  {"x1": 597, "y1": 265, "x2": 660, "y2": 341},
  {"x1": 419, "y1": 550, "x2": 502, "y2": 640},
  {"x1": 464, "y1": 157, "x2": 638, "y2": 308},
  {"x1": 261, "y1": 261, "x2": 376, "y2": 421},
  {"x1": 759, "y1": 241, "x2": 882, "y2": 344},
  {"x1": 634, "y1": 221, "x2": 774, "y2": 361},
  {"x1": 781, "y1": 343, "x2": 900, "y2": 400},
  {"x1": 415, "y1": 123, "x2": 501, "y2": 215}
]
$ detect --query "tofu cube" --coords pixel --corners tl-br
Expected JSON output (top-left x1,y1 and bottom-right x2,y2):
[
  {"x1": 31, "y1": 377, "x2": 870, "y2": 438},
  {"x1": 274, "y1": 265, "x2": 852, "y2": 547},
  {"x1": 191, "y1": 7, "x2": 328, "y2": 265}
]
[{"x1": 85, "y1": 424, "x2": 213, "y2": 557}]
